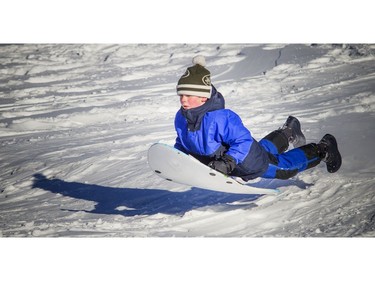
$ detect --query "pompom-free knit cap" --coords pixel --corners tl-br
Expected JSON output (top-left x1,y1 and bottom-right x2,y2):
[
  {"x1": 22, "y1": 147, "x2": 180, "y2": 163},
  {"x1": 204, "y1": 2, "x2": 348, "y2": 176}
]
[{"x1": 177, "y1": 55, "x2": 211, "y2": 98}]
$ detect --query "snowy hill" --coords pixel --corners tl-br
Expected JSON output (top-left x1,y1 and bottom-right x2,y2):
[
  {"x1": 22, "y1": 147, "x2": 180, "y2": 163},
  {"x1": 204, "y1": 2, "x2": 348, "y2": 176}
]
[{"x1": 0, "y1": 44, "x2": 374, "y2": 239}]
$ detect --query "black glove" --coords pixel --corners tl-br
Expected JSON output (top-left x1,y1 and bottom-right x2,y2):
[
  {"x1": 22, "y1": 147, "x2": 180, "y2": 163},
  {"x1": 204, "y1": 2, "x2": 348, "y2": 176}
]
[{"x1": 208, "y1": 154, "x2": 236, "y2": 175}]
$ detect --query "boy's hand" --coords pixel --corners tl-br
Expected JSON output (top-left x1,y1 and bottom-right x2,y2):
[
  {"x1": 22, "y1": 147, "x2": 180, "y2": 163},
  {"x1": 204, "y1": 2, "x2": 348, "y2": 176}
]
[{"x1": 208, "y1": 154, "x2": 236, "y2": 175}]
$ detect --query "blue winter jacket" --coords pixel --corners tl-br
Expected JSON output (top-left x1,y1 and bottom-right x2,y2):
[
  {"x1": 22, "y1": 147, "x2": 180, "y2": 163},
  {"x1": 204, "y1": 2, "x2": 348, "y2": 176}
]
[{"x1": 174, "y1": 85, "x2": 269, "y2": 180}]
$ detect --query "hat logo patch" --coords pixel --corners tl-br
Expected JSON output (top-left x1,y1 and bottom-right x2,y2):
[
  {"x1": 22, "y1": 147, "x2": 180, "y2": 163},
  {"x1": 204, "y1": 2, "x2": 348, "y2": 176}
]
[{"x1": 202, "y1": 75, "x2": 211, "y2": 86}]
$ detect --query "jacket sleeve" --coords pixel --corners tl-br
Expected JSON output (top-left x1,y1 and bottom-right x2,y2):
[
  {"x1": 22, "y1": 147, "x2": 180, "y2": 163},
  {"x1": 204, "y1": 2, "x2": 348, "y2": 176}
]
[
  {"x1": 217, "y1": 110, "x2": 254, "y2": 164},
  {"x1": 173, "y1": 110, "x2": 188, "y2": 154},
  {"x1": 174, "y1": 135, "x2": 188, "y2": 153}
]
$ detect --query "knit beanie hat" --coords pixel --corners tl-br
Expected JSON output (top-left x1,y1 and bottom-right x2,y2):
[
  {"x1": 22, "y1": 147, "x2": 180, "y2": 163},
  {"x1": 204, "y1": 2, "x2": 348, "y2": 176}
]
[{"x1": 177, "y1": 55, "x2": 211, "y2": 98}]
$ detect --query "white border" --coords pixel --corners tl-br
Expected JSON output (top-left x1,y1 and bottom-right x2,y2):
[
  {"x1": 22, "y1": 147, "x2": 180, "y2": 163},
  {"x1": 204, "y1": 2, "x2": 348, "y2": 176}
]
[{"x1": 1, "y1": 0, "x2": 373, "y2": 43}]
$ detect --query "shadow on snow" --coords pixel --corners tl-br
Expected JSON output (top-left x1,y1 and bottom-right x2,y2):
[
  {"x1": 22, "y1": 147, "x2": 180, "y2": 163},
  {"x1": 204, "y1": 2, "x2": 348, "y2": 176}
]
[{"x1": 32, "y1": 173, "x2": 310, "y2": 217}]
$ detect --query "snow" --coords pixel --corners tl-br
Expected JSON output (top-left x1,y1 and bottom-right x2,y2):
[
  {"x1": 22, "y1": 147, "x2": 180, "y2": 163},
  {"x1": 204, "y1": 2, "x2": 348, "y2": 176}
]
[{"x1": 1, "y1": 43, "x2": 374, "y2": 278}]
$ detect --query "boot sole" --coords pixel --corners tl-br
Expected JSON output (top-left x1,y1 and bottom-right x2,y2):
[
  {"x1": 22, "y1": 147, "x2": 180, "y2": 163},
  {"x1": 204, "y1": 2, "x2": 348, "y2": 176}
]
[
  {"x1": 323, "y1": 134, "x2": 342, "y2": 173},
  {"x1": 286, "y1": 116, "x2": 306, "y2": 147}
]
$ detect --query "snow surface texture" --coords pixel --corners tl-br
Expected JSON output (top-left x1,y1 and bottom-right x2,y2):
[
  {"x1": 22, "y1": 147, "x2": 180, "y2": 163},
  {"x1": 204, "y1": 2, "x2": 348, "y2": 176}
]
[{"x1": 0, "y1": 44, "x2": 374, "y2": 237}]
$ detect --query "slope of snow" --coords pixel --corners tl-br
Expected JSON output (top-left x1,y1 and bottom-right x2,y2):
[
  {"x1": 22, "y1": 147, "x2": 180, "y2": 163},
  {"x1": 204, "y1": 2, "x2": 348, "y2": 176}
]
[{"x1": 1, "y1": 44, "x2": 374, "y2": 239}]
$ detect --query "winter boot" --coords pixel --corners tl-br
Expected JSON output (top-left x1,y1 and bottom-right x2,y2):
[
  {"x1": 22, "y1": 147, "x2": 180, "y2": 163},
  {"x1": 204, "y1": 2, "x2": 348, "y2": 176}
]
[
  {"x1": 281, "y1": 116, "x2": 306, "y2": 148},
  {"x1": 318, "y1": 134, "x2": 342, "y2": 173}
]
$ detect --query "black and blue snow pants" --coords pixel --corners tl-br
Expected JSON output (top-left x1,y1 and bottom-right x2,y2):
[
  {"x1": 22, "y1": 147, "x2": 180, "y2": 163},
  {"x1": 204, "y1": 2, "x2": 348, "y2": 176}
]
[{"x1": 259, "y1": 130, "x2": 323, "y2": 179}]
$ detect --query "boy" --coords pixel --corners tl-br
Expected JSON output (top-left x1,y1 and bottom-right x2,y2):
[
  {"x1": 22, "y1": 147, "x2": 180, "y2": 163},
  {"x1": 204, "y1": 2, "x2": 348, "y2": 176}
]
[{"x1": 174, "y1": 56, "x2": 341, "y2": 182}]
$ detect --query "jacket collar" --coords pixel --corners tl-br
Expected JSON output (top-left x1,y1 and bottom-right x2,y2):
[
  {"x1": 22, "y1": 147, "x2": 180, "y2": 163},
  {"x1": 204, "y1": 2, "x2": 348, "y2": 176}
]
[{"x1": 180, "y1": 85, "x2": 225, "y2": 132}]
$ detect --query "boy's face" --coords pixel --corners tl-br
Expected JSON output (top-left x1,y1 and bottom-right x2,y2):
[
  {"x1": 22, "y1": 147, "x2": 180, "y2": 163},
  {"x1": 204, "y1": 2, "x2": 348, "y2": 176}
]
[{"x1": 179, "y1": 95, "x2": 208, "y2": 110}]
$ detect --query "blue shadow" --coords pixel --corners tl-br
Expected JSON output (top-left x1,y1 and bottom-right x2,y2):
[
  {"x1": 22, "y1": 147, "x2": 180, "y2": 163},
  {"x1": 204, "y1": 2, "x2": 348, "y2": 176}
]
[{"x1": 32, "y1": 173, "x2": 262, "y2": 216}]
